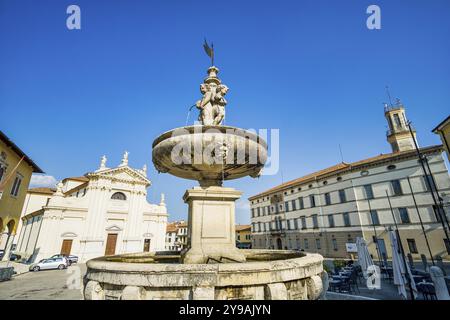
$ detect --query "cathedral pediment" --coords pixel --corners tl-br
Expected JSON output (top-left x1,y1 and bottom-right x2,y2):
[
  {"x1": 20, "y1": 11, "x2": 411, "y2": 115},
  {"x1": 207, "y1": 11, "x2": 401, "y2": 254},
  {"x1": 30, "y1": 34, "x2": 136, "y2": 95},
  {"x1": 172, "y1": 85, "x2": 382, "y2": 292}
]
[{"x1": 88, "y1": 166, "x2": 151, "y2": 186}]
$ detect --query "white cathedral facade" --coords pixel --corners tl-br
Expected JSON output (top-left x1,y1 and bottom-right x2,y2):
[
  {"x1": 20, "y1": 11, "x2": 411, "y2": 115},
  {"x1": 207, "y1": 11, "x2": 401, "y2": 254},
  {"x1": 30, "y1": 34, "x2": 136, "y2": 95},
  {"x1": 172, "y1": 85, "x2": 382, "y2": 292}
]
[{"x1": 14, "y1": 152, "x2": 168, "y2": 263}]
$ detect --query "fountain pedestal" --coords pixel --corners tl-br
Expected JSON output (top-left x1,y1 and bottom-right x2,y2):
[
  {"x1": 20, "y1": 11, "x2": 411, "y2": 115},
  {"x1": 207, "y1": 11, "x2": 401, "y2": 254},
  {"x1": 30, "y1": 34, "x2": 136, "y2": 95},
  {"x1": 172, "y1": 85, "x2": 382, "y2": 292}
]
[{"x1": 182, "y1": 186, "x2": 245, "y2": 264}]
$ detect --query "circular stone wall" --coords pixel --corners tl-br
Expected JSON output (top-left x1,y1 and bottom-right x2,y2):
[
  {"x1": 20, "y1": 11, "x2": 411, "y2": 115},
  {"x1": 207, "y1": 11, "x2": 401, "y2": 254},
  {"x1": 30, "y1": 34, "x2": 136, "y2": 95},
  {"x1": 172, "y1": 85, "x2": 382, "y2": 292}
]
[{"x1": 83, "y1": 250, "x2": 325, "y2": 300}]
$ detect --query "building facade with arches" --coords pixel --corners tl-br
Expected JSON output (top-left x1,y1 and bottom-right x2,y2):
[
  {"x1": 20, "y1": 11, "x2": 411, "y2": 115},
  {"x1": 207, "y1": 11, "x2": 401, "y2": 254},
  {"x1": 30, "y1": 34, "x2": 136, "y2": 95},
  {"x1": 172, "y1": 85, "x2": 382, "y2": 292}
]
[
  {"x1": 0, "y1": 130, "x2": 43, "y2": 261},
  {"x1": 15, "y1": 152, "x2": 168, "y2": 263}
]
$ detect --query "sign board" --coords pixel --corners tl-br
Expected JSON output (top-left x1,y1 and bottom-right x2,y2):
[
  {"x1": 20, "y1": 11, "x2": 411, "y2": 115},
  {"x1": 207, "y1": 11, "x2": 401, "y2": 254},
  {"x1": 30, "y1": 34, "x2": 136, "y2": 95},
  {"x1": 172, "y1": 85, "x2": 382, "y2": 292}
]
[{"x1": 346, "y1": 243, "x2": 357, "y2": 253}]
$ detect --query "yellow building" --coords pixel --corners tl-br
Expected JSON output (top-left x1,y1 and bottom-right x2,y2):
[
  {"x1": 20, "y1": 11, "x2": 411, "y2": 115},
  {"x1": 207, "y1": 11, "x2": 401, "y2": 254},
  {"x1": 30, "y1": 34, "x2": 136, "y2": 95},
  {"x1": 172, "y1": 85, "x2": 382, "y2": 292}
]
[
  {"x1": 433, "y1": 115, "x2": 450, "y2": 161},
  {"x1": 236, "y1": 224, "x2": 252, "y2": 249},
  {"x1": 0, "y1": 130, "x2": 43, "y2": 261}
]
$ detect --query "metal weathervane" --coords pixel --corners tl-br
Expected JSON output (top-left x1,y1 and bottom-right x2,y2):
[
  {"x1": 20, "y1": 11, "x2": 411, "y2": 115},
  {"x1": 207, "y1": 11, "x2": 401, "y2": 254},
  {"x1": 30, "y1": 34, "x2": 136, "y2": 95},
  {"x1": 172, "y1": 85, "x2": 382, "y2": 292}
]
[{"x1": 203, "y1": 39, "x2": 214, "y2": 66}]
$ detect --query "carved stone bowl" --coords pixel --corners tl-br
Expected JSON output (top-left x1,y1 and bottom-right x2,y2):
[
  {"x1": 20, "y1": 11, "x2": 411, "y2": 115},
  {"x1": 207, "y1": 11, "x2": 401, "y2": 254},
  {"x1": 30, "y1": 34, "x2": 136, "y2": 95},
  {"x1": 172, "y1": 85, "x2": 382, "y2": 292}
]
[
  {"x1": 83, "y1": 250, "x2": 325, "y2": 300},
  {"x1": 152, "y1": 125, "x2": 268, "y2": 187}
]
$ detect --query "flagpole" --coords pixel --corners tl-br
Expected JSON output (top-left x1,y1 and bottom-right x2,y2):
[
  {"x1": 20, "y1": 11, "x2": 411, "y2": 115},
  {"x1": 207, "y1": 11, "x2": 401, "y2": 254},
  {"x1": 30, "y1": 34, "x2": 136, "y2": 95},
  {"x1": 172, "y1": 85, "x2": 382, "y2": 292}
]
[{"x1": 385, "y1": 190, "x2": 415, "y2": 300}]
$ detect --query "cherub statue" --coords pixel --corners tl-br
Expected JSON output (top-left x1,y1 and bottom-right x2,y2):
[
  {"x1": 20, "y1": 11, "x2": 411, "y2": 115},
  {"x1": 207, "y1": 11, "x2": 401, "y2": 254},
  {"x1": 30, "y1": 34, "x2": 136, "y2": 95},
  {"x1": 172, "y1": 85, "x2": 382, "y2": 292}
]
[
  {"x1": 196, "y1": 83, "x2": 216, "y2": 125},
  {"x1": 212, "y1": 84, "x2": 228, "y2": 125}
]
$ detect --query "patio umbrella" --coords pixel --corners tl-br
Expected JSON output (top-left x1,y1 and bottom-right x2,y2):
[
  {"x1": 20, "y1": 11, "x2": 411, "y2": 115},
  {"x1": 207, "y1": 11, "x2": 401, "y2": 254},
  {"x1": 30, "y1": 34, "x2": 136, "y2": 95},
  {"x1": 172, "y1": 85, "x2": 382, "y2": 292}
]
[
  {"x1": 356, "y1": 237, "x2": 374, "y2": 279},
  {"x1": 389, "y1": 231, "x2": 418, "y2": 299}
]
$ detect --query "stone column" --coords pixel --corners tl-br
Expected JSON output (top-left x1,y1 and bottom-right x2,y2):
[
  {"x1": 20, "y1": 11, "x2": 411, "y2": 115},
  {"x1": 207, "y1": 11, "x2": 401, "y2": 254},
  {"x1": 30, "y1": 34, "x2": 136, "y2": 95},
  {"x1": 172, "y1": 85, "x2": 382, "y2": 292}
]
[{"x1": 182, "y1": 186, "x2": 245, "y2": 264}]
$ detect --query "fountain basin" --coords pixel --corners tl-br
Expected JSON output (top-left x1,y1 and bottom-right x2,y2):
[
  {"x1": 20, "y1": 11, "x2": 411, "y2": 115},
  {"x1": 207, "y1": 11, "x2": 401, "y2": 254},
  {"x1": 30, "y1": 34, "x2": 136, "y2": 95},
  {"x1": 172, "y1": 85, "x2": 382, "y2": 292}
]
[
  {"x1": 83, "y1": 250, "x2": 325, "y2": 300},
  {"x1": 152, "y1": 125, "x2": 267, "y2": 187}
]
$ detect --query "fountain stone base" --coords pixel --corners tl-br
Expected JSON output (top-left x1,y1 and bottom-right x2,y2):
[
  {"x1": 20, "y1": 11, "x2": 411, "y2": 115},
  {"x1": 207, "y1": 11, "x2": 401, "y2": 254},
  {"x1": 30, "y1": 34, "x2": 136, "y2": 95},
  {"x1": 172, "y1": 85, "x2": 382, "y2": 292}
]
[
  {"x1": 83, "y1": 250, "x2": 324, "y2": 300},
  {"x1": 182, "y1": 186, "x2": 245, "y2": 264}
]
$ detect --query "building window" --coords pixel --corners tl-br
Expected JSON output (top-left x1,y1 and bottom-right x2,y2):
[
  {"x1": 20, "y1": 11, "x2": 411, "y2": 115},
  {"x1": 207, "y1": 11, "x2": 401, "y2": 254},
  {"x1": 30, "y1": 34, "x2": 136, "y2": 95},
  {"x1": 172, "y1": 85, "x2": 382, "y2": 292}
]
[
  {"x1": 304, "y1": 239, "x2": 309, "y2": 249},
  {"x1": 284, "y1": 201, "x2": 289, "y2": 212},
  {"x1": 370, "y1": 210, "x2": 380, "y2": 225},
  {"x1": 332, "y1": 238, "x2": 338, "y2": 251},
  {"x1": 343, "y1": 213, "x2": 351, "y2": 227},
  {"x1": 312, "y1": 215, "x2": 319, "y2": 229},
  {"x1": 310, "y1": 195, "x2": 316, "y2": 208},
  {"x1": 315, "y1": 239, "x2": 321, "y2": 250},
  {"x1": 0, "y1": 166, "x2": 5, "y2": 181},
  {"x1": 387, "y1": 165, "x2": 396, "y2": 170},
  {"x1": 339, "y1": 189, "x2": 346, "y2": 203},
  {"x1": 324, "y1": 193, "x2": 331, "y2": 206},
  {"x1": 111, "y1": 192, "x2": 127, "y2": 200},
  {"x1": 399, "y1": 208, "x2": 410, "y2": 224},
  {"x1": 301, "y1": 216, "x2": 307, "y2": 229},
  {"x1": 294, "y1": 219, "x2": 298, "y2": 230},
  {"x1": 337, "y1": 176, "x2": 342, "y2": 181},
  {"x1": 287, "y1": 219, "x2": 291, "y2": 230},
  {"x1": 257, "y1": 207, "x2": 261, "y2": 216},
  {"x1": 328, "y1": 214, "x2": 335, "y2": 228},
  {"x1": 251, "y1": 208, "x2": 255, "y2": 217},
  {"x1": 10, "y1": 174, "x2": 23, "y2": 197},
  {"x1": 391, "y1": 180, "x2": 403, "y2": 196},
  {"x1": 298, "y1": 197, "x2": 304, "y2": 209},
  {"x1": 363, "y1": 184, "x2": 374, "y2": 200},
  {"x1": 291, "y1": 199, "x2": 296, "y2": 211},
  {"x1": 444, "y1": 239, "x2": 450, "y2": 255},
  {"x1": 432, "y1": 205, "x2": 443, "y2": 222},
  {"x1": 423, "y1": 175, "x2": 437, "y2": 193},
  {"x1": 407, "y1": 239, "x2": 418, "y2": 254},
  {"x1": 393, "y1": 113, "x2": 402, "y2": 127}
]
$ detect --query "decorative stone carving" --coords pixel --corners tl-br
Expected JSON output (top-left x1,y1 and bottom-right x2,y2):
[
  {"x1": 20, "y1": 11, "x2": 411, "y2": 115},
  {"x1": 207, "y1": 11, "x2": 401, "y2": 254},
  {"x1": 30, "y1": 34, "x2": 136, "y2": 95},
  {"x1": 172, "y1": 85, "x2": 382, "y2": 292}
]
[
  {"x1": 98, "y1": 155, "x2": 107, "y2": 171},
  {"x1": 84, "y1": 281, "x2": 105, "y2": 300},
  {"x1": 196, "y1": 67, "x2": 229, "y2": 126},
  {"x1": 121, "y1": 286, "x2": 146, "y2": 300},
  {"x1": 306, "y1": 275, "x2": 323, "y2": 300},
  {"x1": 264, "y1": 283, "x2": 288, "y2": 300},
  {"x1": 120, "y1": 151, "x2": 129, "y2": 167}
]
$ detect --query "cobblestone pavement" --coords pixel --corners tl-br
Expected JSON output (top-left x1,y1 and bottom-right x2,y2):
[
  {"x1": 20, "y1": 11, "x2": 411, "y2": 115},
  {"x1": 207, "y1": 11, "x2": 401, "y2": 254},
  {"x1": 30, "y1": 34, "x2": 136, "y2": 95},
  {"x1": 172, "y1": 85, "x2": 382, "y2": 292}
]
[{"x1": 0, "y1": 264, "x2": 86, "y2": 300}]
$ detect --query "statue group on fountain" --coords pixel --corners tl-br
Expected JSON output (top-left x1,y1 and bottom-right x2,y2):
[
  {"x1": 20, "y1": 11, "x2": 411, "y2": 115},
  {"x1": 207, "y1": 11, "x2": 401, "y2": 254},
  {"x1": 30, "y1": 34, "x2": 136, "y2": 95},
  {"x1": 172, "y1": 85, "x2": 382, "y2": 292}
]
[{"x1": 196, "y1": 83, "x2": 229, "y2": 126}]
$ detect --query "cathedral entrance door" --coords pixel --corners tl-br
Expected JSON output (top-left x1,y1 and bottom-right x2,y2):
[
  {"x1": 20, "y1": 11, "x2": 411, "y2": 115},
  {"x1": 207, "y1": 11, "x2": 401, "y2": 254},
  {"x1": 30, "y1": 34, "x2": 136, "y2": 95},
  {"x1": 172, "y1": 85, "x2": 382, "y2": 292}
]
[
  {"x1": 105, "y1": 233, "x2": 118, "y2": 256},
  {"x1": 276, "y1": 238, "x2": 282, "y2": 250},
  {"x1": 60, "y1": 239, "x2": 73, "y2": 255},
  {"x1": 143, "y1": 239, "x2": 151, "y2": 252}
]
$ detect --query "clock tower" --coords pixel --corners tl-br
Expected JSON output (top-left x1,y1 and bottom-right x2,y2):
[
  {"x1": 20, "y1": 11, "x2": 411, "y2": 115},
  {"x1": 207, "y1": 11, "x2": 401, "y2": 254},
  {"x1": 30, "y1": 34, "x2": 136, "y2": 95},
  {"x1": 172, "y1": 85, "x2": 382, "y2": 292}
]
[{"x1": 385, "y1": 99, "x2": 417, "y2": 153}]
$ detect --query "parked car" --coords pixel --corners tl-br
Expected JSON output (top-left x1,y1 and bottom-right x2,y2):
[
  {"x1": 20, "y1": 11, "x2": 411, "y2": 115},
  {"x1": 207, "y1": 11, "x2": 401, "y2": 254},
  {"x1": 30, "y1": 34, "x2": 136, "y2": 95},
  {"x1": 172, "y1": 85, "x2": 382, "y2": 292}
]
[
  {"x1": 29, "y1": 257, "x2": 68, "y2": 271},
  {"x1": 0, "y1": 250, "x2": 21, "y2": 261},
  {"x1": 49, "y1": 254, "x2": 78, "y2": 265}
]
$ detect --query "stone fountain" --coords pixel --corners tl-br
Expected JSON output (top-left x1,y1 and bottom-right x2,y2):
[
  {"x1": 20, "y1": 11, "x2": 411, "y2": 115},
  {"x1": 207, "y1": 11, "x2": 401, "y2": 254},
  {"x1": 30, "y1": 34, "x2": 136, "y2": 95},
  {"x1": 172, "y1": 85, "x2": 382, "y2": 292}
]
[{"x1": 83, "y1": 63, "x2": 325, "y2": 300}]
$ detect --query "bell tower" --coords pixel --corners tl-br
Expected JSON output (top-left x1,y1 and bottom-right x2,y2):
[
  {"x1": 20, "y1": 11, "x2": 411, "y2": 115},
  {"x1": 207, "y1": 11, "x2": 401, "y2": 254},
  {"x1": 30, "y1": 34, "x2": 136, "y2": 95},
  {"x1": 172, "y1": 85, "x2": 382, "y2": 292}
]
[{"x1": 384, "y1": 98, "x2": 417, "y2": 153}]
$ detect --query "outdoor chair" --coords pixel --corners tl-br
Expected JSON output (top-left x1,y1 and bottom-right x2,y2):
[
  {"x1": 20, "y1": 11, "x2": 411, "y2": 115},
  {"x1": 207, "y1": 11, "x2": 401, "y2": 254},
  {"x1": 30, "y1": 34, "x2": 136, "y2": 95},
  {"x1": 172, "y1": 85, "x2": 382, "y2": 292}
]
[{"x1": 417, "y1": 282, "x2": 436, "y2": 300}]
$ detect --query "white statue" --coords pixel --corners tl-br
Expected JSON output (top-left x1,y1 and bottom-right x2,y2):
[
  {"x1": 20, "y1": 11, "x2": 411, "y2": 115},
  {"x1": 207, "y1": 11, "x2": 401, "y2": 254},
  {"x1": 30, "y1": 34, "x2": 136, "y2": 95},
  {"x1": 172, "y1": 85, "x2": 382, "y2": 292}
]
[
  {"x1": 100, "y1": 155, "x2": 107, "y2": 169},
  {"x1": 212, "y1": 84, "x2": 228, "y2": 125},
  {"x1": 55, "y1": 181, "x2": 64, "y2": 196},
  {"x1": 142, "y1": 164, "x2": 147, "y2": 176},
  {"x1": 120, "y1": 151, "x2": 129, "y2": 166},
  {"x1": 160, "y1": 193, "x2": 166, "y2": 206},
  {"x1": 196, "y1": 68, "x2": 229, "y2": 126}
]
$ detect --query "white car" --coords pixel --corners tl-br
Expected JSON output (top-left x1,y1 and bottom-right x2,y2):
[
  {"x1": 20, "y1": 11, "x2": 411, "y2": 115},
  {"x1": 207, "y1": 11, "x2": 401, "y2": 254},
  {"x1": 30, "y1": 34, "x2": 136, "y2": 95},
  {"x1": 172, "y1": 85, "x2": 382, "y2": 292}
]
[{"x1": 29, "y1": 257, "x2": 68, "y2": 271}]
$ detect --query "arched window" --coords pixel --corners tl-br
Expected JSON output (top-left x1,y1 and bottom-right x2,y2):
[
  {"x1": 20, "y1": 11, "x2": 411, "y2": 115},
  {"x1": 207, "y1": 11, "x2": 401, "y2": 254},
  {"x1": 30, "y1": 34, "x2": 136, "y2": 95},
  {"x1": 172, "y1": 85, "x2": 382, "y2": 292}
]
[{"x1": 111, "y1": 192, "x2": 126, "y2": 200}]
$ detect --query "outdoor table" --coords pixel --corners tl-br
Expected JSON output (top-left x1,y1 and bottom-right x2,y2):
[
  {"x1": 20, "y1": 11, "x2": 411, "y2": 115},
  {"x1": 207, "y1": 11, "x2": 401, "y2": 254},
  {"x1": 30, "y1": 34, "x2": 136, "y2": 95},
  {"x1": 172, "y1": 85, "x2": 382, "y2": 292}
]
[{"x1": 328, "y1": 279, "x2": 342, "y2": 292}]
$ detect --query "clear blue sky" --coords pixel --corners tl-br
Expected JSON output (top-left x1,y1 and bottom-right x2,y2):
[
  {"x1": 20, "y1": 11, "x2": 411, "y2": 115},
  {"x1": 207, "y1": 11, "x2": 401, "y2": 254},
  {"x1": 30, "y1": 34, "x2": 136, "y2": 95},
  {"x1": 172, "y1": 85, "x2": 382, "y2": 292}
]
[{"x1": 1, "y1": 0, "x2": 449, "y2": 224}]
